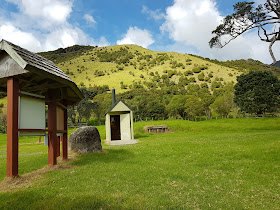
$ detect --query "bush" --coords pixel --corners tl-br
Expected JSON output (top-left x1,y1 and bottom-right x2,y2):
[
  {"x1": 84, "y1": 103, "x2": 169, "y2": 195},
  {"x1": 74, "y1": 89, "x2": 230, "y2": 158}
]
[
  {"x1": 192, "y1": 67, "x2": 202, "y2": 73},
  {"x1": 189, "y1": 77, "x2": 196, "y2": 83},
  {"x1": 198, "y1": 72, "x2": 205, "y2": 81},
  {"x1": 184, "y1": 70, "x2": 193, "y2": 76},
  {"x1": 88, "y1": 119, "x2": 105, "y2": 126}
]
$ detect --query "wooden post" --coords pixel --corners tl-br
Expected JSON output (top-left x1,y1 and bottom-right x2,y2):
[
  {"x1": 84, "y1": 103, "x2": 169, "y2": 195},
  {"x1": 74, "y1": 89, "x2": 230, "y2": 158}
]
[
  {"x1": 6, "y1": 77, "x2": 19, "y2": 177},
  {"x1": 57, "y1": 136, "x2": 60, "y2": 157},
  {"x1": 62, "y1": 105, "x2": 68, "y2": 160},
  {"x1": 48, "y1": 92, "x2": 57, "y2": 166}
]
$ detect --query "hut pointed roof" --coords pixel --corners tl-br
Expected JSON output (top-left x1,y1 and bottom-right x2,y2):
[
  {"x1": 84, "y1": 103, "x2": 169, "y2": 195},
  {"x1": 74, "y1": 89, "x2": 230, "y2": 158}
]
[
  {"x1": 105, "y1": 99, "x2": 132, "y2": 114},
  {"x1": 0, "y1": 39, "x2": 83, "y2": 105}
]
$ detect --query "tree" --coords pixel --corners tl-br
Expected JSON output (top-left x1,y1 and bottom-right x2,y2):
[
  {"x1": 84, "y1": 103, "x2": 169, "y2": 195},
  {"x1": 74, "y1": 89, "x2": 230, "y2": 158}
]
[
  {"x1": 166, "y1": 95, "x2": 187, "y2": 118},
  {"x1": 185, "y1": 95, "x2": 204, "y2": 120},
  {"x1": 67, "y1": 106, "x2": 77, "y2": 124},
  {"x1": 77, "y1": 99, "x2": 95, "y2": 122},
  {"x1": 234, "y1": 71, "x2": 280, "y2": 115},
  {"x1": 92, "y1": 94, "x2": 112, "y2": 124},
  {"x1": 209, "y1": 1, "x2": 280, "y2": 64},
  {"x1": 211, "y1": 92, "x2": 235, "y2": 117}
]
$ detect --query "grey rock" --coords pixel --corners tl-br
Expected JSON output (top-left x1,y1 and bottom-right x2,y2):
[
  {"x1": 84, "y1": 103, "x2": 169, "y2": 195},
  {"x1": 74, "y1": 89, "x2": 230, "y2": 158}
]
[{"x1": 69, "y1": 126, "x2": 102, "y2": 153}]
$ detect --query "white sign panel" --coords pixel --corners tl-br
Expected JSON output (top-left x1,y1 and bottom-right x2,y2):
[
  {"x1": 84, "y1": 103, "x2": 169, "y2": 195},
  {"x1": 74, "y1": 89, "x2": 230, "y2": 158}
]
[{"x1": 19, "y1": 96, "x2": 46, "y2": 136}]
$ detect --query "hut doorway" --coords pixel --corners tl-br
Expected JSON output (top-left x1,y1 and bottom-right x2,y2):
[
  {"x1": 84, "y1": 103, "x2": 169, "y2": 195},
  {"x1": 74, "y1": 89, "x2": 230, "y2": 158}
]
[{"x1": 110, "y1": 115, "x2": 121, "y2": 140}]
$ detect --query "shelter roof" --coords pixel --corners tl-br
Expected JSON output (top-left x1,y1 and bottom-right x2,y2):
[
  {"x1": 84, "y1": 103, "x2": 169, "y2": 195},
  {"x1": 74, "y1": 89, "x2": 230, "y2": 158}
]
[
  {"x1": 0, "y1": 39, "x2": 83, "y2": 105},
  {"x1": 105, "y1": 99, "x2": 132, "y2": 115}
]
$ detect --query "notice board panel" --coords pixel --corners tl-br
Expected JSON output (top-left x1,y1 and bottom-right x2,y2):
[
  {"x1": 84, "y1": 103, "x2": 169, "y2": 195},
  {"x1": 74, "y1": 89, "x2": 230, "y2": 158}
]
[
  {"x1": 56, "y1": 106, "x2": 64, "y2": 131},
  {"x1": 19, "y1": 96, "x2": 46, "y2": 131}
]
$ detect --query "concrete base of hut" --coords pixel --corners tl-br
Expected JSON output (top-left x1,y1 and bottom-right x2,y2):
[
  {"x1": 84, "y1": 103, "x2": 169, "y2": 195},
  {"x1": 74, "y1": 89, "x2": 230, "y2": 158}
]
[{"x1": 106, "y1": 139, "x2": 138, "y2": 146}]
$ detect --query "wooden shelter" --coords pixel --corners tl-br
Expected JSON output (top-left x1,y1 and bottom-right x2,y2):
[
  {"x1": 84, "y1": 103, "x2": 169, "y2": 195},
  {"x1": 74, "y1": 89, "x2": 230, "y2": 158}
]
[
  {"x1": 0, "y1": 39, "x2": 83, "y2": 177},
  {"x1": 105, "y1": 89, "x2": 134, "y2": 145}
]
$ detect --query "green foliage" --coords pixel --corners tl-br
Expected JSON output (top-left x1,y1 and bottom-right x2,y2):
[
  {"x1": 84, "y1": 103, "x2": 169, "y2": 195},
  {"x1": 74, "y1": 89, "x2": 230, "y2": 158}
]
[
  {"x1": 38, "y1": 45, "x2": 95, "y2": 64},
  {"x1": 166, "y1": 95, "x2": 187, "y2": 118},
  {"x1": 185, "y1": 95, "x2": 204, "y2": 120},
  {"x1": 198, "y1": 72, "x2": 205, "y2": 81},
  {"x1": 94, "y1": 70, "x2": 105, "y2": 77},
  {"x1": 192, "y1": 67, "x2": 202, "y2": 73},
  {"x1": 234, "y1": 71, "x2": 280, "y2": 115},
  {"x1": 209, "y1": 1, "x2": 280, "y2": 63},
  {"x1": 96, "y1": 47, "x2": 134, "y2": 63},
  {"x1": 88, "y1": 118, "x2": 105, "y2": 126},
  {"x1": 189, "y1": 77, "x2": 196, "y2": 83},
  {"x1": 211, "y1": 92, "x2": 235, "y2": 116},
  {"x1": 184, "y1": 70, "x2": 193, "y2": 76},
  {"x1": 178, "y1": 77, "x2": 190, "y2": 87},
  {"x1": 211, "y1": 81, "x2": 222, "y2": 90}
]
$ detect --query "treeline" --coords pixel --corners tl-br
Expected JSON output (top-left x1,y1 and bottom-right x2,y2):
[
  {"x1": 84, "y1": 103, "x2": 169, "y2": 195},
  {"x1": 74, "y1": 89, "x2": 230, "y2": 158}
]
[
  {"x1": 72, "y1": 71, "x2": 280, "y2": 124},
  {"x1": 71, "y1": 81, "x2": 236, "y2": 124}
]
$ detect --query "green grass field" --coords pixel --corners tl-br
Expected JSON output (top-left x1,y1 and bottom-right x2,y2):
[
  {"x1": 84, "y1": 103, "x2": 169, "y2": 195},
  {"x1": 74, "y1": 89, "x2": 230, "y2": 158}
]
[{"x1": 0, "y1": 118, "x2": 280, "y2": 209}]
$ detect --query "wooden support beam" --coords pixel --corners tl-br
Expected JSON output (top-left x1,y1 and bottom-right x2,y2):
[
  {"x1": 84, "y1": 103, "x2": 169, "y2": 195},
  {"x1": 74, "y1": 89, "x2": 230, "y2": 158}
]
[
  {"x1": 48, "y1": 91, "x2": 57, "y2": 166},
  {"x1": 62, "y1": 103, "x2": 68, "y2": 160},
  {"x1": 57, "y1": 136, "x2": 60, "y2": 157},
  {"x1": 6, "y1": 77, "x2": 19, "y2": 177}
]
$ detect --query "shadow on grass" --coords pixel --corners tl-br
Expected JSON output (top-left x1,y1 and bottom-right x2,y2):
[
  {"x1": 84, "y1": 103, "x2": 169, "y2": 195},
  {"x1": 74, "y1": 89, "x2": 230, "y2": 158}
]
[
  {"x1": 0, "y1": 191, "x2": 123, "y2": 209},
  {"x1": 72, "y1": 149, "x2": 135, "y2": 166}
]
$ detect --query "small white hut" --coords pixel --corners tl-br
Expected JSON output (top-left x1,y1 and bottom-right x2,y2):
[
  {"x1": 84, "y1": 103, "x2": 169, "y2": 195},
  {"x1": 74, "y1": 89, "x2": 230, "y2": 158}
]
[{"x1": 105, "y1": 89, "x2": 136, "y2": 145}]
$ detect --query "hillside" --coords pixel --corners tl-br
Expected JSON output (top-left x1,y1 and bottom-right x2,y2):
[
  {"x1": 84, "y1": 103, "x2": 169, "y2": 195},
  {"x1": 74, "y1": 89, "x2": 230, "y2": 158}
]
[
  {"x1": 38, "y1": 44, "x2": 280, "y2": 93},
  {"x1": 39, "y1": 45, "x2": 246, "y2": 93}
]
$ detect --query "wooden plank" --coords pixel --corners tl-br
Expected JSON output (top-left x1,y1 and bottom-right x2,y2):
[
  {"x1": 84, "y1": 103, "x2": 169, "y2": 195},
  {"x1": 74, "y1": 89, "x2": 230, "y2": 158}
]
[
  {"x1": 57, "y1": 136, "x2": 60, "y2": 157},
  {"x1": 0, "y1": 53, "x2": 28, "y2": 79},
  {"x1": 6, "y1": 77, "x2": 19, "y2": 177},
  {"x1": 48, "y1": 91, "x2": 57, "y2": 166},
  {"x1": 62, "y1": 103, "x2": 68, "y2": 160},
  {"x1": 1, "y1": 41, "x2": 28, "y2": 69},
  {"x1": 18, "y1": 129, "x2": 47, "y2": 132}
]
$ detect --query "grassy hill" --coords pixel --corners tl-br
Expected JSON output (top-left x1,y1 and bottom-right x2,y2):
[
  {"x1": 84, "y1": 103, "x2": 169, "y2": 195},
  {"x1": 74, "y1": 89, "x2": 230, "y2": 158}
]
[
  {"x1": 39, "y1": 45, "x2": 244, "y2": 92},
  {"x1": 38, "y1": 44, "x2": 280, "y2": 93}
]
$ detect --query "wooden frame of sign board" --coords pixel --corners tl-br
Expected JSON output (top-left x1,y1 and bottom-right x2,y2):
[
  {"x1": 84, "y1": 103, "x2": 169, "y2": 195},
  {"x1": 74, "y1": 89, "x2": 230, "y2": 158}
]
[
  {"x1": 1, "y1": 40, "x2": 83, "y2": 177},
  {"x1": 18, "y1": 91, "x2": 46, "y2": 136}
]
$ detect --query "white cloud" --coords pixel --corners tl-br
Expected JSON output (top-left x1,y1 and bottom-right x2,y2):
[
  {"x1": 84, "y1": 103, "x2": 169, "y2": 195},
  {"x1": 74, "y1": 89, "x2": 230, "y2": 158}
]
[
  {"x1": 6, "y1": 0, "x2": 72, "y2": 25},
  {"x1": 254, "y1": 0, "x2": 267, "y2": 5},
  {"x1": 93, "y1": 36, "x2": 110, "y2": 47},
  {"x1": 1, "y1": 0, "x2": 109, "y2": 52},
  {"x1": 84, "y1": 14, "x2": 97, "y2": 25},
  {"x1": 0, "y1": 24, "x2": 42, "y2": 52},
  {"x1": 142, "y1": 6, "x2": 165, "y2": 21},
  {"x1": 160, "y1": 0, "x2": 277, "y2": 64},
  {"x1": 44, "y1": 26, "x2": 110, "y2": 51},
  {"x1": 117, "y1": 26, "x2": 154, "y2": 48}
]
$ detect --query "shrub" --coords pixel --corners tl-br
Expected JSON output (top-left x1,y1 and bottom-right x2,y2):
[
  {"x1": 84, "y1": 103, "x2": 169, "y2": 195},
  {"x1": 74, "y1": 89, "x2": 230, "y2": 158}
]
[
  {"x1": 88, "y1": 119, "x2": 105, "y2": 126},
  {"x1": 198, "y1": 72, "x2": 205, "y2": 81},
  {"x1": 184, "y1": 70, "x2": 194, "y2": 76},
  {"x1": 189, "y1": 77, "x2": 196, "y2": 83}
]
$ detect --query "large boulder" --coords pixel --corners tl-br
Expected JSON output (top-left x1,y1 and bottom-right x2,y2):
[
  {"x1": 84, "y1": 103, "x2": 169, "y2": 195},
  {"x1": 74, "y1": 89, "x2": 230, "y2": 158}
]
[{"x1": 69, "y1": 126, "x2": 102, "y2": 153}]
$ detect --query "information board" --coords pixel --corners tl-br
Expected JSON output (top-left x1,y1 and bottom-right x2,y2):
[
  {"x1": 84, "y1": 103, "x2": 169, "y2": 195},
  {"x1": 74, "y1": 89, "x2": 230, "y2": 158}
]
[{"x1": 19, "y1": 95, "x2": 46, "y2": 136}]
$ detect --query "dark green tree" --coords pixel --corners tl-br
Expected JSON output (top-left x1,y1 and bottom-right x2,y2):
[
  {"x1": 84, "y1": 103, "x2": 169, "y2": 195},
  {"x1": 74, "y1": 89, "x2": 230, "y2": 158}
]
[
  {"x1": 209, "y1": 1, "x2": 280, "y2": 64},
  {"x1": 185, "y1": 95, "x2": 204, "y2": 120},
  {"x1": 211, "y1": 92, "x2": 235, "y2": 117},
  {"x1": 166, "y1": 95, "x2": 187, "y2": 118},
  {"x1": 77, "y1": 99, "x2": 95, "y2": 122},
  {"x1": 234, "y1": 71, "x2": 280, "y2": 115}
]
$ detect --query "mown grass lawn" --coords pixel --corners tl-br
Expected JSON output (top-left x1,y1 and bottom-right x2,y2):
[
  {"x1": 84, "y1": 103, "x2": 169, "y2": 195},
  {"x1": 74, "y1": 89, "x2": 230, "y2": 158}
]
[{"x1": 0, "y1": 118, "x2": 280, "y2": 209}]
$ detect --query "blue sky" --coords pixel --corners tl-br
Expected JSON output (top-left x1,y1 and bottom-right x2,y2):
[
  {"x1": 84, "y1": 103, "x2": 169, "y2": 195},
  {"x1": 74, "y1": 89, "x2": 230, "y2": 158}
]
[{"x1": 0, "y1": 0, "x2": 275, "y2": 64}]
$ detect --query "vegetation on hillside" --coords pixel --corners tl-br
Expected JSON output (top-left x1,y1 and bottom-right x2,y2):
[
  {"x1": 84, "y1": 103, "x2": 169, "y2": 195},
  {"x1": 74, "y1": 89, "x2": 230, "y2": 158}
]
[{"x1": 0, "y1": 44, "x2": 279, "y2": 130}]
